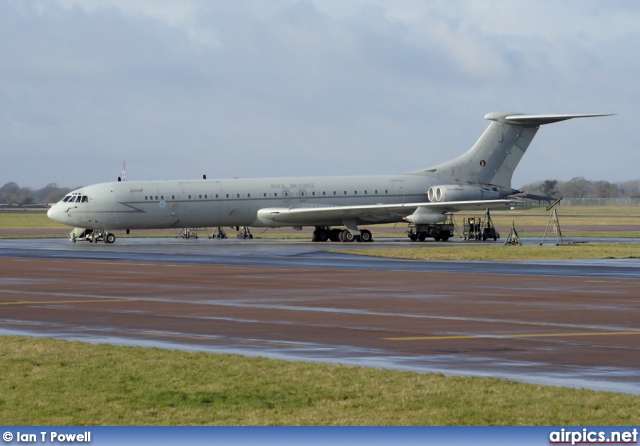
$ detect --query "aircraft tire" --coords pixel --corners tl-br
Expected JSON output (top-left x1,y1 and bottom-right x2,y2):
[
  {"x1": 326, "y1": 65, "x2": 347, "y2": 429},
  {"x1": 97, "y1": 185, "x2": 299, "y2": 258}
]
[
  {"x1": 360, "y1": 229, "x2": 372, "y2": 242},
  {"x1": 417, "y1": 233, "x2": 427, "y2": 242},
  {"x1": 341, "y1": 229, "x2": 355, "y2": 242},
  {"x1": 329, "y1": 229, "x2": 342, "y2": 242},
  {"x1": 441, "y1": 234, "x2": 450, "y2": 242},
  {"x1": 105, "y1": 233, "x2": 116, "y2": 244}
]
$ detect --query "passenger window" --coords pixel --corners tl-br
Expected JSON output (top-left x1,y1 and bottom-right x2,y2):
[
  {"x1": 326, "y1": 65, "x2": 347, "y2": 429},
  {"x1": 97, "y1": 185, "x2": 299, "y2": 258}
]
[
  {"x1": 247, "y1": 193, "x2": 251, "y2": 198},
  {"x1": 274, "y1": 193, "x2": 278, "y2": 197}
]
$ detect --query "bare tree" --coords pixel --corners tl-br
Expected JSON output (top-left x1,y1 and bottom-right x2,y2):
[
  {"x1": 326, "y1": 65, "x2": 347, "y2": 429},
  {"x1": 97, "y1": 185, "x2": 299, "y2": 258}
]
[
  {"x1": 556, "y1": 177, "x2": 592, "y2": 198},
  {"x1": 592, "y1": 180, "x2": 617, "y2": 198}
]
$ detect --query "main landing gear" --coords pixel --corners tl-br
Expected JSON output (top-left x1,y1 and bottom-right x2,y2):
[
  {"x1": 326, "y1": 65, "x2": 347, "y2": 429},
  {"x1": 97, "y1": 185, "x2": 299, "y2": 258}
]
[
  {"x1": 312, "y1": 226, "x2": 373, "y2": 243},
  {"x1": 236, "y1": 226, "x2": 253, "y2": 239}
]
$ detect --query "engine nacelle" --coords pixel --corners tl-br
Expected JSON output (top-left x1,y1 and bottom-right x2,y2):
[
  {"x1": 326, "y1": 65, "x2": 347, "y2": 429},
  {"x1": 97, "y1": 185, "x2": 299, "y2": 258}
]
[{"x1": 427, "y1": 185, "x2": 504, "y2": 202}]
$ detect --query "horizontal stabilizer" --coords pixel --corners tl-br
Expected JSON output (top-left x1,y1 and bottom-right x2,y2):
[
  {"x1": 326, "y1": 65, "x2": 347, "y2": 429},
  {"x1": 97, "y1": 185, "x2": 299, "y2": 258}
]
[{"x1": 486, "y1": 113, "x2": 614, "y2": 126}]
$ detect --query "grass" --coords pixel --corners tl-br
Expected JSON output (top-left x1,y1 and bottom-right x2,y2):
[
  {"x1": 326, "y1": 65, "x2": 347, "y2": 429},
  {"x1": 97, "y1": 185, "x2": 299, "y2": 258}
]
[
  {"x1": 1, "y1": 336, "x2": 639, "y2": 426},
  {"x1": 337, "y1": 243, "x2": 640, "y2": 261},
  {"x1": 0, "y1": 212, "x2": 68, "y2": 229},
  {"x1": 2, "y1": 206, "x2": 639, "y2": 239}
]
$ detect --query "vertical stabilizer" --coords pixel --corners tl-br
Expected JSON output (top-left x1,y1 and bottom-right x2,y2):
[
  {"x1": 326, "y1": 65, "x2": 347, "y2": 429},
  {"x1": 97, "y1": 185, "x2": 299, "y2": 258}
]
[{"x1": 410, "y1": 112, "x2": 613, "y2": 188}]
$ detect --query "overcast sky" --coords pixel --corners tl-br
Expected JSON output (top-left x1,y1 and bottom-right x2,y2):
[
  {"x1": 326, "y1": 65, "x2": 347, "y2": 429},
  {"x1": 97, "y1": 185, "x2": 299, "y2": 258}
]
[{"x1": 1, "y1": 0, "x2": 638, "y2": 189}]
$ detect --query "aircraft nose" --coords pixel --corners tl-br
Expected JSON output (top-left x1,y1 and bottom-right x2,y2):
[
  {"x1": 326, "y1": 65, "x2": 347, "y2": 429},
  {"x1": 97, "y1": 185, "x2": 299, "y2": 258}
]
[{"x1": 47, "y1": 205, "x2": 62, "y2": 223}]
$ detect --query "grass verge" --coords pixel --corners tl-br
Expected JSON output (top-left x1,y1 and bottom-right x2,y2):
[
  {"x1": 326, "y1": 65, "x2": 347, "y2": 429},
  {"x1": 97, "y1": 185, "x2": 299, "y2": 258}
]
[
  {"x1": 1, "y1": 336, "x2": 639, "y2": 426},
  {"x1": 336, "y1": 243, "x2": 640, "y2": 261}
]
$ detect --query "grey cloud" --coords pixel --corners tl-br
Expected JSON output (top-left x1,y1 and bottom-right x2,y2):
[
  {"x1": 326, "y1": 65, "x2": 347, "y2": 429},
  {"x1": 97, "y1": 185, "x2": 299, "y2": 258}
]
[{"x1": 0, "y1": 0, "x2": 637, "y2": 188}]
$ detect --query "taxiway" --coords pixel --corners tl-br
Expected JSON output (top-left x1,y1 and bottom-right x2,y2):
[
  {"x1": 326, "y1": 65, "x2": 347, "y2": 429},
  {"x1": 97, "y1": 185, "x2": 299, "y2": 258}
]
[{"x1": 1, "y1": 238, "x2": 639, "y2": 395}]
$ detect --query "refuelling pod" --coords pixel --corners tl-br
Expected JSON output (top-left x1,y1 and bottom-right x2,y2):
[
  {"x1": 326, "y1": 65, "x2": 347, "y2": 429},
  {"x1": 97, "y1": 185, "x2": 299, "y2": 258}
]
[
  {"x1": 427, "y1": 185, "x2": 504, "y2": 202},
  {"x1": 404, "y1": 207, "x2": 447, "y2": 225}
]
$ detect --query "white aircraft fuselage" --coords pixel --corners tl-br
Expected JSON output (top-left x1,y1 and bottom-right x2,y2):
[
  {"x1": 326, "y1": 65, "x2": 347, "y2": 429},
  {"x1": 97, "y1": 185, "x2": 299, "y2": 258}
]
[
  {"x1": 47, "y1": 112, "x2": 612, "y2": 242},
  {"x1": 49, "y1": 173, "x2": 448, "y2": 230}
]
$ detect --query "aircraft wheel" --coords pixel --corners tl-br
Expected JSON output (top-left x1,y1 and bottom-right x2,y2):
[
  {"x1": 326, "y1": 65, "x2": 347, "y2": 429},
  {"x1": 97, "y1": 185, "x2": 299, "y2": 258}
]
[
  {"x1": 408, "y1": 234, "x2": 418, "y2": 242},
  {"x1": 341, "y1": 229, "x2": 355, "y2": 242},
  {"x1": 105, "y1": 233, "x2": 116, "y2": 244},
  {"x1": 317, "y1": 229, "x2": 329, "y2": 242},
  {"x1": 360, "y1": 229, "x2": 372, "y2": 242},
  {"x1": 329, "y1": 229, "x2": 342, "y2": 242},
  {"x1": 417, "y1": 233, "x2": 427, "y2": 242},
  {"x1": 441, "y1": 234, "x2": 450, "y2": 242}
]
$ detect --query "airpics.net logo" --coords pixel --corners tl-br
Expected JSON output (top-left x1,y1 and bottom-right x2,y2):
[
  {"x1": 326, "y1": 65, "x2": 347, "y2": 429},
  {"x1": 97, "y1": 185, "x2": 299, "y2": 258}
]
[{"x1": 549, "y1": 428, "x2": 638, "y2": 445}]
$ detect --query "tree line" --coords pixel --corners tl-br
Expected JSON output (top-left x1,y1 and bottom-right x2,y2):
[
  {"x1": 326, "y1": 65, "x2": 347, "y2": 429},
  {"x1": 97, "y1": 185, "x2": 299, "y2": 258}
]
[
  {"x1": 520, "y1": 177, "x2": 640, "y2": 199},
  {"x1": 0, "y1": 182, "x2": 73, "y2": 205},
  {"x1": 2, "y1": 177, "x2": 640, "y2": 205}
]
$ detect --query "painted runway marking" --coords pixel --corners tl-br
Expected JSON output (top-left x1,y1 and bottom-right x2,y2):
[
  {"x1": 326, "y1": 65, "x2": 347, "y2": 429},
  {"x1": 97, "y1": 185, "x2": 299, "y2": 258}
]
[
  {"x1": 385, "y1": 331, "x2": 640, "y2": 341},
  {"x1": 0, "y1": 299, "x2": 133, "y2": 305}
]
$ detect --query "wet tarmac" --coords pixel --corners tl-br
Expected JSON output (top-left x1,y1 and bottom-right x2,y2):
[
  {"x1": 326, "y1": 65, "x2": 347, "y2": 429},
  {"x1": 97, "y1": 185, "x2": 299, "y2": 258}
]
[{"x1": 1, "y1": 237, "x2": 639, "y2": 395}]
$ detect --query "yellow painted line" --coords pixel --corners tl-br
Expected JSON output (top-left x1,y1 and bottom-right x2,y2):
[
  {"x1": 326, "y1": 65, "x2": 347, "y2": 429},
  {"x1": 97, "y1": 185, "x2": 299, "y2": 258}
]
[
  {"x1": 385, "y1": 331, "x2": 640, "y2": 341},
  {"x1": 0, "y1": 299, "x2": 133, "y2": 306}
]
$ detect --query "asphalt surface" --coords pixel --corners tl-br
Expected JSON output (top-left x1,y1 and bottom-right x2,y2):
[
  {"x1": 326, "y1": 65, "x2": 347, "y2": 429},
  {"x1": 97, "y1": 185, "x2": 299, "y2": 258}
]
[{"x1": 1, "y1": 237, "x2": 639, "y2": 395}]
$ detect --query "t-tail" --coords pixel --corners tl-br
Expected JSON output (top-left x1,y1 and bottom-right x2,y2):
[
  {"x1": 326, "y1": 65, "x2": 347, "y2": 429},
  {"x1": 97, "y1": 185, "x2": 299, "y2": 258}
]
[{"x1": 411, "y1": 112, "x2": 613, "y2": 191}]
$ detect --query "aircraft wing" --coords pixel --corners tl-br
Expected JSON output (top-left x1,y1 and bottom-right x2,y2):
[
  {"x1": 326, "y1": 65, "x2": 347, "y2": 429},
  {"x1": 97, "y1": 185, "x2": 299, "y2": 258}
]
[{"x1": 257, "y1": 199, "x2": 517, "y2": 226}]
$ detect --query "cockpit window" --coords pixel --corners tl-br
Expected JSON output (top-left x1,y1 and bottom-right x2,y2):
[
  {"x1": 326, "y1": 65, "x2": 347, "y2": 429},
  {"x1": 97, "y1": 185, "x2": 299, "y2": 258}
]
[
  {"x1": 63, "y1": 196, "x2": 71, "y2": 202},
  {"x1": 82, "y1": 196, "x2": 88, "y2": 203}
]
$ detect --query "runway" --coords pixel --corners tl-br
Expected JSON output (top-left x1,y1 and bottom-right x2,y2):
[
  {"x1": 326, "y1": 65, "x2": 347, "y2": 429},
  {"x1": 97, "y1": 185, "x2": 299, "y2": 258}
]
[{"x1": 1, "y1": 238, "x2": 639, "y2": 395}]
